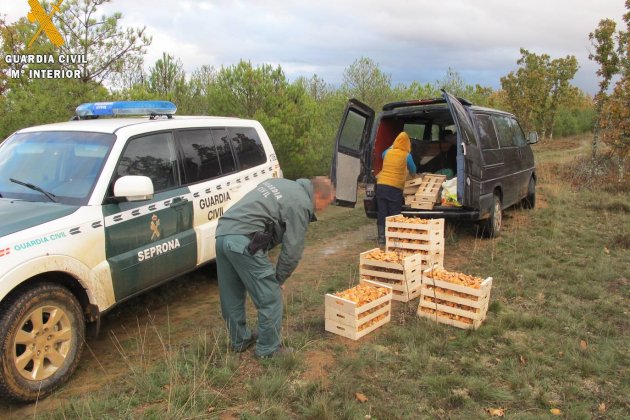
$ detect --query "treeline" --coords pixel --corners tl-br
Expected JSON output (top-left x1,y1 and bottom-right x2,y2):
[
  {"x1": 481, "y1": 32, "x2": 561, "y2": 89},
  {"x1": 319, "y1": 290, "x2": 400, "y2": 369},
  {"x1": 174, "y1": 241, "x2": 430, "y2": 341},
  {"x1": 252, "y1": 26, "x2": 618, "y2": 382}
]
[
  {"x1": 589, "y1": 1, "x2": 630, "y2": 181},
  {"x1": 0, "y1": 0, "x2": 601, "y2": 179}
]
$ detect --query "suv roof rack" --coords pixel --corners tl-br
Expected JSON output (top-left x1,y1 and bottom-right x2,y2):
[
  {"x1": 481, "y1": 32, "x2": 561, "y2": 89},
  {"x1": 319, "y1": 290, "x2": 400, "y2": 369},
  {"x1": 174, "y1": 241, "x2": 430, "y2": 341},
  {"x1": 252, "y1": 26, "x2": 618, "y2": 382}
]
[
  {"x1": 73, "y1": 100, "x2": 177, "y2": 120},
  {"x1": 382, "y1": 97, "x2": 472, "y2": 112}
]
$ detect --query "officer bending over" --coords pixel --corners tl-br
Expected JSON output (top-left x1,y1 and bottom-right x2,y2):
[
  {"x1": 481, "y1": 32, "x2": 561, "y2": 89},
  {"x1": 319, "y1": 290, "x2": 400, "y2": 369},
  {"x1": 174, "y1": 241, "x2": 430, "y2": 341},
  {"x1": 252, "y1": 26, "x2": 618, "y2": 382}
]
[{"x1": 215, "y1": 177, "x2": 335, "y2": 358}]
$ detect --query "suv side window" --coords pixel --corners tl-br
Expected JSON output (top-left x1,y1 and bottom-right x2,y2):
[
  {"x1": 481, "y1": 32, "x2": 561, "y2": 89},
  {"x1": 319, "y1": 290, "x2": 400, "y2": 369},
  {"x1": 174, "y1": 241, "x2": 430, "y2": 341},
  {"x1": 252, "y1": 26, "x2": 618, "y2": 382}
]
[
  {"x1": 116, "y1": 132, "x2": 180, "y2": 192},
  {"x1": 178, "y1": 129, "x2": 221, "y2": 183},
  {"x1": 492, "y1": 115, "x2": 516, "y2": 148},
  {"x1": 228, "y1": 127, "x2": 267, "y2": 169},
  {"x1": 212, "y1": 128, "x2": 237, "y2": 174}
]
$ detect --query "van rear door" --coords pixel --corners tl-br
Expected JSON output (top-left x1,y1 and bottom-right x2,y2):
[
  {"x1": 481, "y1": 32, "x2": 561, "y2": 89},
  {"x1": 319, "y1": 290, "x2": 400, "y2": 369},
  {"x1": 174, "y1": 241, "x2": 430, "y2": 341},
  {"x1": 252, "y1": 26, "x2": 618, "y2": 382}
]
[
  {"x1": 331, "y1": 99, "x2": 374, "y2": 207},
  {"x1": 442, "y1": 90, "x2": 479, "y2": 207}
]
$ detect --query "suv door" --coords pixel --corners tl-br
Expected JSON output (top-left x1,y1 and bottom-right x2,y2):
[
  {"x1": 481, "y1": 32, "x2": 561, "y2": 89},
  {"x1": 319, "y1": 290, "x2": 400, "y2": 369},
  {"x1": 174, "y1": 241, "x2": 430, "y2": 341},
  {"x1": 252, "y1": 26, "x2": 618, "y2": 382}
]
[
  {"x1": 442, "y1": 90, "x2": 480, "y2": 207},
  {"x1": 103, "y1": 131, "x2": 196, "y2": 301},
  {"x1": 179, "y1": 127, "x2": 248, "y2": 263},
  {"x1": 331, "y1": 99, "x2": 374, "y2": 207}
]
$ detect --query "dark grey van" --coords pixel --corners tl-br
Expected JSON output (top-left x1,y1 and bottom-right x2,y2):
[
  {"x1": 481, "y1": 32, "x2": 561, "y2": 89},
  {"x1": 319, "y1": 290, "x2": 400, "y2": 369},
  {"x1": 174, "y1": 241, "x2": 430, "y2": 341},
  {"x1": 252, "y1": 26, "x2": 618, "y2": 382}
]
[{"x1": 331, "y1": 90, "x2": 538, "y2": 237}]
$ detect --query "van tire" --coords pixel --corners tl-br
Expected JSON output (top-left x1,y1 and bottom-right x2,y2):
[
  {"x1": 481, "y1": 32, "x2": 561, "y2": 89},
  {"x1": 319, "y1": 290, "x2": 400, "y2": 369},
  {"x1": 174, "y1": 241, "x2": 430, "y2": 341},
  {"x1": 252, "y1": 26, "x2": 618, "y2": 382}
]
[
  {"x1": 481, "y1": 193, "x2": 502, "y2": 238},
  {"x1": 522, "y1": 177, "x2": 536, "y2": 209},
  {"x1": 0, "y1": 283, "x2": 85, "y2": 402}
]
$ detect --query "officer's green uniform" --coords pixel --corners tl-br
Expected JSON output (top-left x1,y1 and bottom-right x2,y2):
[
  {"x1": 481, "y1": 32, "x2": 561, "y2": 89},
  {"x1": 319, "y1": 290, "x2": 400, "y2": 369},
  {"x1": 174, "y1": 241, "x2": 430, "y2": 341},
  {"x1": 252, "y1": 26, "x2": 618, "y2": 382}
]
[{"x1": 215, "y1": 178, "x2": 315, "y2": 357}]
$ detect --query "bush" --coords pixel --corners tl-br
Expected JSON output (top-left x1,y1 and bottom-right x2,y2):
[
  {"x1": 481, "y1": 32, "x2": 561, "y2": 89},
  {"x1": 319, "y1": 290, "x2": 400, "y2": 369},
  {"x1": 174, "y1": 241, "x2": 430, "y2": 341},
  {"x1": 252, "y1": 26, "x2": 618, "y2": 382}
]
[{"x1": 563, "y1": 151, "x2": 630, "y2": 192}]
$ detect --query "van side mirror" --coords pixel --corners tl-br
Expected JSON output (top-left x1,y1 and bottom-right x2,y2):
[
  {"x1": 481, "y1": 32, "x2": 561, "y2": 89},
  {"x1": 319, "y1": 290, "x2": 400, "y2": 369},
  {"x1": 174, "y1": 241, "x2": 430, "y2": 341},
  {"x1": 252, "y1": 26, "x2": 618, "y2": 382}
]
[
  {"x1": 528, "y1": 132, "x2": 539, "y2": 144},
  {"x1": 114, "y1": 175, "x2": 154, "y2": 201}
]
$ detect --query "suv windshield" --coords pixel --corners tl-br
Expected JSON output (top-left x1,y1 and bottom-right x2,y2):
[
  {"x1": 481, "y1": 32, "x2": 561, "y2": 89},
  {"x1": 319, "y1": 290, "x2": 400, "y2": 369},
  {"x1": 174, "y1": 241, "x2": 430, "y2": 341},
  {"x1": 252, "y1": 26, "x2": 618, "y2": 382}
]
[{"x1": 0, "y1": 131, "x2": 115, "y2": 205}]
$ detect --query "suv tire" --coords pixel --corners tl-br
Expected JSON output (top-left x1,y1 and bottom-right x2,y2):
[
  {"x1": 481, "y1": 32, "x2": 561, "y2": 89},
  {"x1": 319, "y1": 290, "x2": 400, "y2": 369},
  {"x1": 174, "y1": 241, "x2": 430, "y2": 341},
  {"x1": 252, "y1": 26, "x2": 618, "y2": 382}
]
[
  {"x1": 0, "y1": 283, "x2": 85, "y2": 402},
  {"x1": 481, "y1": 193, "x2": 502, "y2": 238}
]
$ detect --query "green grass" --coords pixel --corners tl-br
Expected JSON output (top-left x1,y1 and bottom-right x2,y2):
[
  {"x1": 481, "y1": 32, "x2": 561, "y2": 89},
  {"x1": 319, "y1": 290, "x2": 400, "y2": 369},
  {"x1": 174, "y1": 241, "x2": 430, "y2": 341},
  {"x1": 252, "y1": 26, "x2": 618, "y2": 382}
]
[{"x1": 5, "y1": 135, "x2": 630, "y2": 419}]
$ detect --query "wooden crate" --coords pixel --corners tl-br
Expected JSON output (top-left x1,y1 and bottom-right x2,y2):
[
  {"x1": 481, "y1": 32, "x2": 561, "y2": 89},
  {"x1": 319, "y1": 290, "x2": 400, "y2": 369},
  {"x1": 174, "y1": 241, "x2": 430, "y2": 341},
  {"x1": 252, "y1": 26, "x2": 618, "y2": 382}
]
[
  {"x1": 382, "y1": 249, "x2": 444, "y2": 271},
  {"x1": 404, "y1": 176, "x2": 425, "y2": 189},
  {"x1": 325, "y1": 279, "x2": 393, "y2": 340},
  {"x1": 414, "y1": 174, "x2": 446, "y2": 203},
  {"x1": 405, "y1": 195, "x2": 436, "y2": 209},
  {"x1": 359, "y1": 248, "x2": 423, "y2": 302},
  {"x1": 418, "y1": 268, "x2": 492, "y2": 330},
  {"x1": 385, "y1": 216, "x2": 444, "y2": 253}
]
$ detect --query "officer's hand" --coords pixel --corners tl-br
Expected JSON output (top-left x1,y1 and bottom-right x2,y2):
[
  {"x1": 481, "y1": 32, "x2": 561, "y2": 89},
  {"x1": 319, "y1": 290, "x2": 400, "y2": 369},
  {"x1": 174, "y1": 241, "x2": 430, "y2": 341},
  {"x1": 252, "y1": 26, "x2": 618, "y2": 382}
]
[{"x1": 280, "y1": 284, "x2": 285, "y2": 290}]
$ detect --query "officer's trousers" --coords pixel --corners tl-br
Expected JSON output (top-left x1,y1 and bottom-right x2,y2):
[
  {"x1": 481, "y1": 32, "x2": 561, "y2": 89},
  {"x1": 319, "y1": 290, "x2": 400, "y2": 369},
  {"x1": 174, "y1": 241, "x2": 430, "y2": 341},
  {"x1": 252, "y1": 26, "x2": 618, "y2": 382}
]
[{"x1": 215, "y1": 234, "x2": 282, "y2": 356}]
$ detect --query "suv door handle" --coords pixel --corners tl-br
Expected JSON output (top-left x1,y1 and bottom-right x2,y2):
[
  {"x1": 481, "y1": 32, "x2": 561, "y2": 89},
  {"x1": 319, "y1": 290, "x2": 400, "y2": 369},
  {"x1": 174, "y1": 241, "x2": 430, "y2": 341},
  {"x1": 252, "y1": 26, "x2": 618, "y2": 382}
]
[
  {"x1": 170, "y1": 197, "x2": 189, "y2": 209},
  {"x1": 229, "y1": 184, "x2": 241, "y2": 192}
]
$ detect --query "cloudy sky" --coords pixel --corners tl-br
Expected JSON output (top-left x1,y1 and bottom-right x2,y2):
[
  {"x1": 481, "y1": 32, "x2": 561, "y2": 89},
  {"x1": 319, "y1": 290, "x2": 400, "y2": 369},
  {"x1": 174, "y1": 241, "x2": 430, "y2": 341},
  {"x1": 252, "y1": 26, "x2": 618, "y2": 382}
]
[{"x1": 3, "y1": 0, "x2": 627, "y2": 95}]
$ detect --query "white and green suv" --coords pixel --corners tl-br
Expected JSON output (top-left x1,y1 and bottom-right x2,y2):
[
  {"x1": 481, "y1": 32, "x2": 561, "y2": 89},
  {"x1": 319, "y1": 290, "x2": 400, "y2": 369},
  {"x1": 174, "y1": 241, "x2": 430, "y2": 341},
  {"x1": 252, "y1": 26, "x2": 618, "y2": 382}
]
[{"x1": 0, "y1": 101, "x2": 282, "y2": 401}]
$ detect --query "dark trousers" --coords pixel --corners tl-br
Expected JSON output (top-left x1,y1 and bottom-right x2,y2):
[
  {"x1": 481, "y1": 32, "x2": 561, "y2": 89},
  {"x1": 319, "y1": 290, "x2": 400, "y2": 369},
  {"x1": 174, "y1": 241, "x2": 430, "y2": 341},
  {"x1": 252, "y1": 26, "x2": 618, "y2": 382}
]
[{"x1": 376, "y1": 184, "x2": 403, "y2": 228}]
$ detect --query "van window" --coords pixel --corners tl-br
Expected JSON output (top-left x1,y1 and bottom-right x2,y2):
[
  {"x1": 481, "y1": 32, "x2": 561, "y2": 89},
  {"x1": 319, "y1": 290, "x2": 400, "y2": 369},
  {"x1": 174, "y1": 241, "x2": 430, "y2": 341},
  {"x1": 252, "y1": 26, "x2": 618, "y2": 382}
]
[
  {"x1": 404, "y1": 123, "x2": 441, "y2": 141},
  {"x1": 212, "y1": 128, "x2": 237, "y2": 174},
  {"x1": 228, "y1": 127, "x2": 267, "y2": 169},
  {"x1": 338, "y1": 111, "x2": 366, "y2": 153},
  {"x1": 510, "y1": 118, "x2": 527, "y2": 147},
  {"x1": 493, "y1": 115, "x2": 516, "y2": 148},
  {"x1": 117, "y1": 132, "x2": 180, "y2": 192},
  {"x1": 475, "y1": 114, "x2": 500, "y2": 150},
  {"x1": 448, "y1": 100, "x2": 476, "y2": 145},
  {"x1": 403, "y1": 123, "x2": 426, "y2": 140},
  {"x1": 178, "y1": 129, "x2": 221, "y2": 183}
]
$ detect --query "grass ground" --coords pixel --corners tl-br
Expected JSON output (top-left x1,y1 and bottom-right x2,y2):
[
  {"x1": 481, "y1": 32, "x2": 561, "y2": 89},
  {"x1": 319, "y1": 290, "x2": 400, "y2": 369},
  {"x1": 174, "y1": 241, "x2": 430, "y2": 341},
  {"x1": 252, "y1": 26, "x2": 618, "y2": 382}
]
[{"x1": 1, "y1": 134, "x2": 628, "y2": 419}]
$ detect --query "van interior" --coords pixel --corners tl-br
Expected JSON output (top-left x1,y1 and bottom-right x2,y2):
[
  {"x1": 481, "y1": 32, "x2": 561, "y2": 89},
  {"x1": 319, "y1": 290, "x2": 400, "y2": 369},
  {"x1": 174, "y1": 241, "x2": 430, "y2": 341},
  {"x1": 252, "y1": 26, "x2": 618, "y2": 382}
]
[{"x1": 372, "y1": 106, "x2": 458, "y2": 180}]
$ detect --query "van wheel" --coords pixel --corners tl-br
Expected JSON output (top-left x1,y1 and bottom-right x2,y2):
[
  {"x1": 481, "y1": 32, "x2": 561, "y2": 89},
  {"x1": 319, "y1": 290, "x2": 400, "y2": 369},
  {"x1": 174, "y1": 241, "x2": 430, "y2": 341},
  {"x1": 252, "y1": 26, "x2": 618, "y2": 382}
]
[
  {"x1": 522, "y1": 177, "x2": 536, "y2": 209},
  {"x1": 0, "y1": 283, "x2": 85, "y2": 402},
  {"x1": 481, "y1": 193, "x2": 502, "y2": 238}
]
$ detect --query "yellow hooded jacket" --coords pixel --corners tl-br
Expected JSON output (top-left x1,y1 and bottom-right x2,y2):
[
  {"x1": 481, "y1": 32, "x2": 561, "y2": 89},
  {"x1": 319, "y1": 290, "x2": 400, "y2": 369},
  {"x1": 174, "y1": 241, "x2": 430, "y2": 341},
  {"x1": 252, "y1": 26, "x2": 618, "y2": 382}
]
[{"x1": 377, "y1": 132, "x2": 412, "y2": 190}]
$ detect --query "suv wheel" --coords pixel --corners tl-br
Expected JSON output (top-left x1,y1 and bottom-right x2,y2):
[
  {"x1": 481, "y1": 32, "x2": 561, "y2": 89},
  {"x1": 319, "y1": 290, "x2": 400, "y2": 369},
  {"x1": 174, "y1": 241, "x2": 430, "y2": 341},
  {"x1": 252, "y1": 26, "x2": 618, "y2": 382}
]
[
  {"x1": 0, "y1": 283, "x2": 85, "y2": 402},
  {"x1": 522, "y1": 177, "x2": 536, "y2": 209},
  {"x1": 481, "y1": 193, "x2": 502, "y2": 238}
]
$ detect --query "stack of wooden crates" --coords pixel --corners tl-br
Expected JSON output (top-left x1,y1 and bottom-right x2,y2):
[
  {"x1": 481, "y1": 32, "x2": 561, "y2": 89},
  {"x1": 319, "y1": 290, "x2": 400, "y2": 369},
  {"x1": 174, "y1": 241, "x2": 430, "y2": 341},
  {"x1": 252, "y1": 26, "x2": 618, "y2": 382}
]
[
  {"x1": 418, "y1": 268, "x2": 493, "y2": 330},
  {"x1": 403, "y1": 174, "x2": 447, "y2": 210},
  {"x1": 358, "y1": 216, "x2": 445, "y2": 302},
  {"x1": 326, "y1": 171, "x2": 493, "y2": 338}
]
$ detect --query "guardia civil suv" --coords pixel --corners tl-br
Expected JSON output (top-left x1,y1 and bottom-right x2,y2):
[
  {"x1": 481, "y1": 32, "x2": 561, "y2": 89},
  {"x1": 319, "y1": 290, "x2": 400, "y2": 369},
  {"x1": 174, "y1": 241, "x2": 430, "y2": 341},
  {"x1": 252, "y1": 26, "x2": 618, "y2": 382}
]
[{"x1": 0, "y1": 101, "x2": 282, "y2": 401}]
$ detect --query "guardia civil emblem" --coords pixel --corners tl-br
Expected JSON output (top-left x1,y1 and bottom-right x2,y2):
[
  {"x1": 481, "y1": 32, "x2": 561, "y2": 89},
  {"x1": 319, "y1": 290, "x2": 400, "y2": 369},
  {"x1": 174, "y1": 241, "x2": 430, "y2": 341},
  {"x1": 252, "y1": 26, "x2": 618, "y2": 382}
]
[{"x1": 150, "y1": 214, "x2": 161, "y2": 240}]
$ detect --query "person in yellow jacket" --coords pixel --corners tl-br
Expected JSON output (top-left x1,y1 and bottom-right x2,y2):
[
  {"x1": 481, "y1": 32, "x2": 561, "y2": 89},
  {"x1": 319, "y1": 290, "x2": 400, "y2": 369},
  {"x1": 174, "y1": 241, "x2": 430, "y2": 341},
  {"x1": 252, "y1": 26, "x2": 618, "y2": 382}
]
[{"x1": 376, "y1": 131, "x2": 417, "y2": 245}]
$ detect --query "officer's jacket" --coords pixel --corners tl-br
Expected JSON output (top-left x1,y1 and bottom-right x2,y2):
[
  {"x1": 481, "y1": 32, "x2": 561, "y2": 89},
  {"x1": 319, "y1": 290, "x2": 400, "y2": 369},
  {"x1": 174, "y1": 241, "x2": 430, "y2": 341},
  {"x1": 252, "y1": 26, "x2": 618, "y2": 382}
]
[{"x1": 216, "y1": 178, "x2": 314, "y2": 284}]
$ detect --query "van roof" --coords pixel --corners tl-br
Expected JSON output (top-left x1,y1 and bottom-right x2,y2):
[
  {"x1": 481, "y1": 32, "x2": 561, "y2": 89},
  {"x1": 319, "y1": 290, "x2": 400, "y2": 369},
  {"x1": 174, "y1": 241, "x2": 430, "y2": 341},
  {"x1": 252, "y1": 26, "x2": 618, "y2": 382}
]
[{"x1": 382, "y1": 98, "x2": 514, "y2": 117}]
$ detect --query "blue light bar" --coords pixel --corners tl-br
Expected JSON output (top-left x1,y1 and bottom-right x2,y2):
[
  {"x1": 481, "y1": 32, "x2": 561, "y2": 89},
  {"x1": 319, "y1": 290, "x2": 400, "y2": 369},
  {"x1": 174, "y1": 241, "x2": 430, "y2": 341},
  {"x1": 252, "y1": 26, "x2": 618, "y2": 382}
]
[{"x1": 75, "y1": 101, "x2": 177, "y2": 117}]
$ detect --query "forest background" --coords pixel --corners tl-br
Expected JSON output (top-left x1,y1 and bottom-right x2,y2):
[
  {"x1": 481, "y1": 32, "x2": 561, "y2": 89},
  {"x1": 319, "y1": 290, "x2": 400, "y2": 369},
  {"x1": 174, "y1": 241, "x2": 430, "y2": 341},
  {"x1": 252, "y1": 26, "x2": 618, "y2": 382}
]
[{"x1": 1, "y1": 0, "x2": 628, "y2": 181}]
